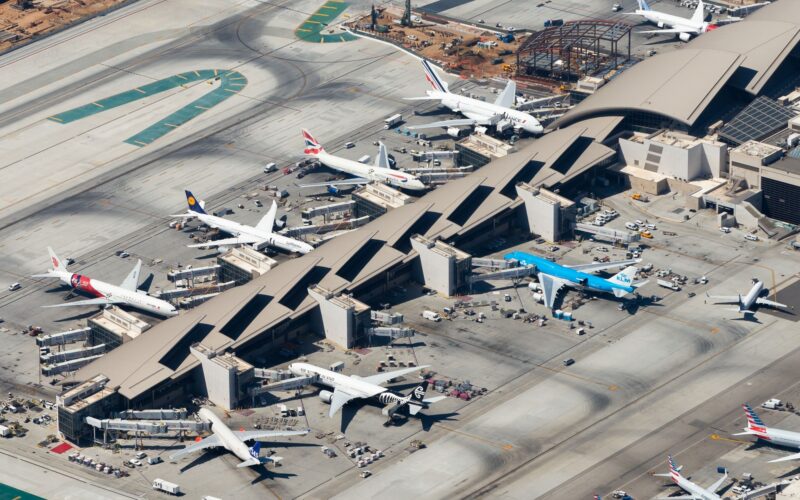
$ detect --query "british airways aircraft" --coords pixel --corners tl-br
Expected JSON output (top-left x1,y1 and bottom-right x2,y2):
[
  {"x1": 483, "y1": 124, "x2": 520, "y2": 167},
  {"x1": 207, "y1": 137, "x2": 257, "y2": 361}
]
[
  {"x1": 504, "y1": 251, "x2": 646, "y2": 309},
  {"x1": 734, "y1": 404, "x2": 800, "y2": 463},
  {"x1": 300, "y1": 129, "x2": 426, "y2": 192},
  {"x1": 653, "y1": 455, "x2": 727, "y2": 500},
  {"x1": 32, "y1": 247, "x2": 177, "y2": 317}
]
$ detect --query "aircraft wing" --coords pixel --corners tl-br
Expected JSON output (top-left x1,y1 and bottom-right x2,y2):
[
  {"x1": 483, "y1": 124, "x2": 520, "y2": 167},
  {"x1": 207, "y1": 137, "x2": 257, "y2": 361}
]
[
  {"x1": 255, "y1": 201, "x2": 277, "y2": 232},
  {"x1": 494, "y1": 79, "x2": 516, "y2": 108},
  {"x1": 297, "y1": 178, "x2": 370, "y2": 189},
  {"x1": 515, "y1": 95, "x2": 566, "y2": 111},
  {"x1": 119, "y1": 259, "x2": 142, "y2": 291},
  {"x1": 233, "y1": 429, "x2": 309, "y2": 442},
  {"x1": 42, "y1": 297, "x2": 124, "y2": 308},
  {"x1": 406, "y1": 118, "x2": 479, "y2": 130},
  {"x1": 329, "y1": 388, "x2": 361, "y2": 417},
  {"x1": 707, "y1": 472, "x2": 728, "y2": 493},
  {"x1": 538, "y1": 272, "x2": 568, "y2": 309},
  {"x1": 188, "y1": 236, "x2": 260, "y2": 248},
  {"x1": 769, "y1": 451, "x2": 800, "y2": 463},
  {"x1": 565, "y1": 258, "x2": 640, "y2": 273},
  {"x1": 358, "y1": 365, "x2": 429, "y2": 387},
  {"x1": 169, "y1": 434, "x2": 222, "y2": 461},
  {"x1": 705, "y1": 293, "x2": 740, "y2": 304},
  {"x1": 756, "y1": 297, "x2": 788, "y2": 309}
]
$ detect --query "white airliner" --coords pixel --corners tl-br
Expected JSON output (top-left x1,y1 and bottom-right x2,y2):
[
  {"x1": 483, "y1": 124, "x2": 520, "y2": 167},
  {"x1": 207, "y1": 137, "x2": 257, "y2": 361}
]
[
  {"x1": 173, "y1": 190, "x2": 314, "y2": 254},
  {"x1": 32, "y1": 247, "x2": 177, "y2": 317},
  {"x1": 405, "y1": 60, "x2": 544, "y2": 135},
  {"x1": 706, "y1": 278, "x2": 788, "y2": 316},
  {"x1": 654, "y1": 455, "x2": 727, "y2": 500},
  {"x1": 266, "y1": 362, "x2": 444, "y2": 420},
  {"x1": 734, "y1": 404, "x2": 800, "y2": 463},
  {"x1": 300, "y1": 130, "x2": 427, "y2": 192},
  {"x1": 628, "y1": 0, "x2": 732, "y2": 41},
  {"x1": 170, "y1": 408, "x2": 309, "y2": 468}
]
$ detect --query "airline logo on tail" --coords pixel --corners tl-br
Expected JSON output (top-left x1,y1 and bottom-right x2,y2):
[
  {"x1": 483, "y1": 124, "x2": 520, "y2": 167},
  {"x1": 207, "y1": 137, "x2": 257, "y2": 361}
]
[
  {"x1": 185, "y1": 190, "x2": 206, "y2": 215},
  {"x1": 668, "y1": 455, "x2": 681, "y2": 480},
  {"x1": 302, "y1": 129, "x2": 324, "y2": 155},
  {"x1": 743, "y1": 404, "x2": 769, "y2": 438},
  {"x1": 421, "y1": 60, "x2": 448, "y2": 93},
  {"x1": 249, "y1": 441, "x2": 261, "y2": 459}
]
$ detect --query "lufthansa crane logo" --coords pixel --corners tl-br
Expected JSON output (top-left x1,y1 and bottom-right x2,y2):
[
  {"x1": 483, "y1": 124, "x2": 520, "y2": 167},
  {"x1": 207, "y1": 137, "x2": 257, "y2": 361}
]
[{"x1": 188, "y1": 196, "x2": 196, "y2": 206}]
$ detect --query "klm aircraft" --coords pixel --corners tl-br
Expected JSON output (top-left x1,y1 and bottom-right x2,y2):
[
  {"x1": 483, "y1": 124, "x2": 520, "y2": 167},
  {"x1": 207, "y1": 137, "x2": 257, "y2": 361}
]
[{"x1": 504, "y1": 251, "x2": 646, "y2": 309}]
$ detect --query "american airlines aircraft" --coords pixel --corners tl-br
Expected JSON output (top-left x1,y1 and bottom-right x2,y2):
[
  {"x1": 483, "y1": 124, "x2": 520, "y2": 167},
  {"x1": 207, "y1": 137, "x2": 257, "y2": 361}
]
[
  {"x1": 504, "y1": 251, "x2": 645, "y2": 309},
  {"x1": 734, "y1": 404, "x2": 800, "y2": 462},
  {"x1": 628, "y1": 0, "x2": 733, "y2": 41},
  {"x1": 406, "y1": 60, "x2": 544, "y2": 135},
  {"x1": 170, "y1": 408, "x2": 309, "y2": 468},
  {"x1": 300, "y1": 130, "x2": 427, "y2": 192},
  {"x1": 32, "y1": 248, "x2": 177, "y2": 317},
  {"x1": 653, "y1": 455, "x2": 727, "y2": 500},
  {"x1": 706, "y1": 278, "x2": 788, "y2": 316},
  {"x1": 266, "y1": 362, "x2": 444, "y2": 420},
  {"x1": 173, "y1": 190, "x2": 314, "y2": 254}
]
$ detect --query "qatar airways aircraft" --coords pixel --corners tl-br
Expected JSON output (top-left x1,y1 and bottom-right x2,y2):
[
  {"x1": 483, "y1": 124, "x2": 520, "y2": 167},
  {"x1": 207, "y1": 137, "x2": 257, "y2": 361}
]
[
  {"x1": 405, "y1": 59, "x2": 544, "y2": 135},
  {"x1": 32, "y1": 247, "x2": 177, "y2": 317},
  {"x1": 170, "y1": 408, "x2": 309, "y2": 468},
  {"x1": 300, "y1": 129, "x2": 427, "y2": 192}
]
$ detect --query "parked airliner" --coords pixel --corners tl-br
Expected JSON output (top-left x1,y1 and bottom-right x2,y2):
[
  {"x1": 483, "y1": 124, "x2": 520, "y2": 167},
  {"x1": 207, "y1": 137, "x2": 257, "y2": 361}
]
[
  {"x1": 653, "y1": 455, "x2": 727, "y2": 499},
  {"x1": 405, "y1": 60, "x2": 544, "y2": 135},
  {"x1": 300, "y1": 130, "x2": 426, "y2": 192},
  {"x1": 173, "y1": 190, "x2": 314, "y2": 254},
  {"x1": 32, "y1": 248, "x2": 177, "y2": 317},
  {"x1": 627, "y1": 0, "x2": 735, "y2": 41},
  {"x1": 734, "y1": 404, "x2": 800, "y2": 462},
  {"x1": 170, "y1": 408, "x2": 309, "y2": 468},
  {"x1": 504, "y1": 250, "x2": 645, "y2": 309},
  {"x1": 706, "y1": 278, "x2": 788, "y2": 316}
]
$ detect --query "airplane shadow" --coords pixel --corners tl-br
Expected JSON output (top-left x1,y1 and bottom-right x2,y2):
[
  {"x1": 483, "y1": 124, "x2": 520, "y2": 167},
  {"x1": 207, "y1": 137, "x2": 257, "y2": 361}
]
[
  {"x1": 194, "y1": 252, "x2": 220, "y2": 260},
  {"x1": 250, "y1": 466, "x2": 297, "y2": 484},
  {"x1": 419, "y1": 411, "x2": 459, "y2": 432},
  {"x1": 54, "y1": 310, "x2": 99, "y2": 322},
  {"x1": 43, "y1": 285, "x2": 72, "y2": 294}
]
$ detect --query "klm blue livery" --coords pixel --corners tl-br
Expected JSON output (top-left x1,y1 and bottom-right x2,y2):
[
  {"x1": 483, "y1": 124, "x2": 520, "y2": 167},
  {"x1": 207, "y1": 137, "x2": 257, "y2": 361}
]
[{"x1": 504, "y1": 250, "x2": 644, "y2": 309}]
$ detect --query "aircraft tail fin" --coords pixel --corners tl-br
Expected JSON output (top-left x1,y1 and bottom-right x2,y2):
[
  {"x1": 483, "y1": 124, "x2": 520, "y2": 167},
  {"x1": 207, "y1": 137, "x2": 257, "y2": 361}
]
[
  {"x1": 302, "y1": 129, "x2": 324, "y2": 155},
  {"x1": 743, "y1": 403, "x2": 768, "y2": 432},
  {"x1": 608, "y1": 266, "x2": 637, "y2": 288},
  {"x1": 421, "y1": 59, "x2": 449, "y2": 93},
  {"x1": 47, "y1": 246, "x2": 68, "y2": 272},
  {"x1": 667, "y1": 455, "x2": 683, "y2": 478},
  {"x1": 185, "y1": 190, "x2": 207, "y2": 215},
  {"x1": 637, "y1": 0, "x2": 651, "y2": 11},
  {"x1": 249, "y1": 441, "x2": 261, "y2": 459},
  {"x1": 691, "y1": 0, "x2": 705, "y2": 24}
]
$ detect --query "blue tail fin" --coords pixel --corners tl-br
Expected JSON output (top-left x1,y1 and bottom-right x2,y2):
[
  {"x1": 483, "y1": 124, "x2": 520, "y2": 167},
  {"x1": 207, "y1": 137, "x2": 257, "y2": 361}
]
[
  {"x1": 249, "y1": 441, "x2": 261, "y2": 459},
  {"x1": 185, "y1": 190, "x2": 206, "y2": 215}
]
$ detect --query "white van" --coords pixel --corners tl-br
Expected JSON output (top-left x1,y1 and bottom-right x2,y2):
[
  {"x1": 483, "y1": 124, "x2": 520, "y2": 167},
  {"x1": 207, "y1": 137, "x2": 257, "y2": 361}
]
[
  {"x1": 625, "y1": 222, "x2": 639, "y2": 231},
  {"x1": 263, "y1": 162, "x2": 277, "y2": 173},
  {"x1": 422, "y1": 310, "x2": 441, "y2": 322}
]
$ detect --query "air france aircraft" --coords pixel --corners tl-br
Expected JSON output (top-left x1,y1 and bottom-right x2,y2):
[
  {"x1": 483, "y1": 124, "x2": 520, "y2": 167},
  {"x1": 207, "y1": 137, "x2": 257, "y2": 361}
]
[
  {"x1": 734, "y1": 404, "x2": 800, "y2": 462},
  {"x1": 172, "y1": 190, "x2": 314, "y2": 254},
  {"x1": 266, "y1": 362, "x2": 444, "y2": 421},
  {"x1": 300, "y1": 130, "x2": 427, "y2": 192},
  {"x1": 627, "y1": 0, "x2": 734, "y2": 41},
  {"x1": 653, "y1": 455, "x2": 727, "y2": 500},
  {"x1": 405, "y1": 60, "x2": 544, "y2": 135},
  {"x1": 170, "y1": 408, "x2": 309, "y2": 468},
  {"x1": 504, "y1": 250, "x2": 645, "y2": 309},
  {"x1": 706, "y1": 278, "x2": 788, "y2": 316},
  {"x1": 32, "y1": 247, "x2": 177, "y2": 317}
]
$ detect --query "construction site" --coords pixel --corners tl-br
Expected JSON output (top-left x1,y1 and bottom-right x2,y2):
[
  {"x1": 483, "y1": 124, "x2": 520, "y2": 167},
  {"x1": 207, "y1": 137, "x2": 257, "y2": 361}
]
[{"x1": 0, "y1": 0, "x2": 128, "y2": 52}]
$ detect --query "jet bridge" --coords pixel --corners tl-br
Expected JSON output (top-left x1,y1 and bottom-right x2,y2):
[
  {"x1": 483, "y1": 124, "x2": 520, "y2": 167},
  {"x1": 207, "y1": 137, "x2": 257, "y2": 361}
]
[
  {"x1": 118, "y1": 409, "x2": 188, "y2": 420},
  {"x1": 36, "y1": 327, "x2": 91, "y2": 347},
  {"x1": 468, "y1": 266, "x2": 537, "y2": 285},
  {"x1": 301, "y1": 200, "x2": 356, "y2": 220},
  {"x1": 472, "y1": 258, "x2": 518, "y2": 269},
  {"x1": 84, "y1": 417, "x2": 210, "y2": 434},
  {"x1": 367, "y1": 327, "x2": 416, "y2": 341},
  {"x1": 40, "y1": 344, "x2": 106, "y2": 364}
]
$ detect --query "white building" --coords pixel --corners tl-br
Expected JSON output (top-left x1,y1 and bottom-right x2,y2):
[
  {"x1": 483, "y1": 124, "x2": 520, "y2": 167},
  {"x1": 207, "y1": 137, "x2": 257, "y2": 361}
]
[{"x1": 618, "y1": 130, "x2": 728, "y2": 182}]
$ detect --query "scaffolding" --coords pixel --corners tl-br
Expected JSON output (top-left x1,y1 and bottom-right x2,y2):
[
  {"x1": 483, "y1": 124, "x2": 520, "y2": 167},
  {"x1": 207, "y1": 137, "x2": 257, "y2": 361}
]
[{"x1": 517, "y1": 20, "x2": 632, "y2": 82}]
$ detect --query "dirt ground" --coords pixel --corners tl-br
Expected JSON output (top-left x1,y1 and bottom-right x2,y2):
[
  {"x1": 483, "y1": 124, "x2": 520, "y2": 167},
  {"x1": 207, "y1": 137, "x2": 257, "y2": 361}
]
[{"x1": 0, "y1": 0, "x2": 128, "y2": 52}]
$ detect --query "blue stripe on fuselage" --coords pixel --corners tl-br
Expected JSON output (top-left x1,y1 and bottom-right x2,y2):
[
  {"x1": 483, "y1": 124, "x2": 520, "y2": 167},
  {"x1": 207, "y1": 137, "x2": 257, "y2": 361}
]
[{"x1": 504, "y1": 251, "x2": 634, "y2": 295}]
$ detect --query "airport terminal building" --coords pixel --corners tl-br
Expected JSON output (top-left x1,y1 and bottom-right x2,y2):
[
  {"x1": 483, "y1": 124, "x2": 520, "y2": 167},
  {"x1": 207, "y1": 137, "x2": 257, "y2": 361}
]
[{"x1": 58, "y1": 2, "x2": 800, "y2": 444}]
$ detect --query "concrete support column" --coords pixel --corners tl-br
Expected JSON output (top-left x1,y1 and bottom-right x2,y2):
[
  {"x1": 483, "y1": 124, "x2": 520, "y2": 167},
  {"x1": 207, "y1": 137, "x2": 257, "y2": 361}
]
[{"x1": 410, "y1": 235, "x2": 471, "y2": 297}]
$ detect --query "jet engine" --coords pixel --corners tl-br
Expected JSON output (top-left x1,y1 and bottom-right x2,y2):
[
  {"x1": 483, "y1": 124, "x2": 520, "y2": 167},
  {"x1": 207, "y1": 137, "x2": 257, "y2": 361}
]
[
  {"x1": 319, "y1": 390, "x2": 333, "y2": 404},
  {"x1": 657, "y1": 21, "x2": 665, "y2": 28},
  {"x1": 679, "y1": 32, "x2": 691, "y2": 42}
]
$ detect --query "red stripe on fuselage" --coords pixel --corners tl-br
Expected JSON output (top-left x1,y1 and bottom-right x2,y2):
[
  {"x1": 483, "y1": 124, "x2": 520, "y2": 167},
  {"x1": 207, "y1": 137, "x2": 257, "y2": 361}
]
[{"x1": 70, "y1": 274, "x2": 105, "y2": 298}]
